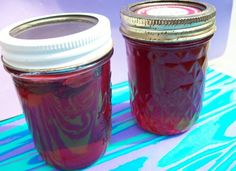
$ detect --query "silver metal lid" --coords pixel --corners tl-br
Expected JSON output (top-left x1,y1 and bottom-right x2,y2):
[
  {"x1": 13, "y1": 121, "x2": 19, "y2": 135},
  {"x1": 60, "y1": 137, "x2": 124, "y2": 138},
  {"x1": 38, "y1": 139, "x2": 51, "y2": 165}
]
[{"x1": 120, "y1": 0, "x2": 216, "y2": 43}]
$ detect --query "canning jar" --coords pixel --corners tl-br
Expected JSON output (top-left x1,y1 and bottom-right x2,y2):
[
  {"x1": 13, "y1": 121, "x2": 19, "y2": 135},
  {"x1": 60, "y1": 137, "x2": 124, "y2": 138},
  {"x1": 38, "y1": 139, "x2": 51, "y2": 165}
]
[
  {"x1": 120, "y1": 0, "x2": 216, "y2": 135},
  {"x1": 0, "y1": 13, "x2": 113, "y2": 170}
]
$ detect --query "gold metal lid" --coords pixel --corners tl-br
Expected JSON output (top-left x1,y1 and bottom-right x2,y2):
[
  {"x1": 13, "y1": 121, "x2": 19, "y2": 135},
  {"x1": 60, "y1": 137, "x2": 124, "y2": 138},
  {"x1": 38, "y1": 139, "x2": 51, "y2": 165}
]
[{"x1": 120, "y1": 0, "x2": 216, "y2": 43}]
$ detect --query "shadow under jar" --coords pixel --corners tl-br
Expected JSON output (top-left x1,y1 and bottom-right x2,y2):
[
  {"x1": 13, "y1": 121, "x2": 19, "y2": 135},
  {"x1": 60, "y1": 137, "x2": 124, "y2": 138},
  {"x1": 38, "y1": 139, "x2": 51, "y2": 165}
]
[
  {"x1": 120, "y1": 0, "x2": 216, "y2": 135},
  {"x1": 0, "y1": 13, "x2": 113, "y2": 170}
]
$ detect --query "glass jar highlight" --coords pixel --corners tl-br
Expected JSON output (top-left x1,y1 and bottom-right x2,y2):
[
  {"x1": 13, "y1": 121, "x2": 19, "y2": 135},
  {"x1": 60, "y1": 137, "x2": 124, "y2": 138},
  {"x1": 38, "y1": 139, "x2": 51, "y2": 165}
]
[
  {"x1": 120, "y1": 0, "x2": 216, "y2": 135},
  {"x1": 0, "y1": 13, "x2": 113, "y2": 170}
]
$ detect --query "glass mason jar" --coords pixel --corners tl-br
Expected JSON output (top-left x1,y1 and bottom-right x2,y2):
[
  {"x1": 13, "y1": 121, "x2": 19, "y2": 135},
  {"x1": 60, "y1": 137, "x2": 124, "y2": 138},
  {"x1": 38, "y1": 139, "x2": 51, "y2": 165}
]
[
  {"x1": 0, "y1": 13, "x2": 113, "y2": 170},
  {"x1": 120, "y1": 0, "x2": 216, "y2": 135}
]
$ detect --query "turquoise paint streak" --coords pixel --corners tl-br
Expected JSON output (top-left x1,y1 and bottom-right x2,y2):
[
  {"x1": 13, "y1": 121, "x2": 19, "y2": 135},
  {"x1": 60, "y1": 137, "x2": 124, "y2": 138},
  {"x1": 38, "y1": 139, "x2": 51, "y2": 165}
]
[
  {"x1": 208, "y1": 142, "x2": 236, "y2": 171},
  {"x1": 0, "y1": 135, "x2": 32, "y2": 154},
  {"x1": 178, "y1": 153, "x2": 221, "y2": 171},
  {"x1": 112, "y1": 119, "x2": 135, "y2": 135},
  {"x1": 107, "y1": 133, "x2": 156, "y2": 153},
  {"x1": 158, "y1": 104, "x2": 236, "y2": 170},
  {"x1": 111, "y1": 157, "x2": 148, "y2": 171},
  {"x1": 112, "y1": 85, "x2": 130, "y2": 105},
  {"x1": 0, "y1": 115, "x2": 24, "y2": 126},
  {"x1": 112, "y1": 108, "x2": 131, "y2": 118},
  {"x1": 0, "y1": 150, "x2": 43, "y2": 170},
  {"x1": 94, "y1": 136, "x2": 166, "y2": 166},
  {"x1": 0, "y1": 124, "x2": 28, "y2": 140}
]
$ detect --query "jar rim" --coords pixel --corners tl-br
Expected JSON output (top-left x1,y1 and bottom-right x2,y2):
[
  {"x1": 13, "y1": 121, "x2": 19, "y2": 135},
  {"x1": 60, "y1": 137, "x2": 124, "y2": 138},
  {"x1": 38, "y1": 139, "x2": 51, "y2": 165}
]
[
  {"x1": 0, "y1": 13, "x2": 113, "y2": 72},
  {"x1": 120, "y1": 0, "x2": 216, "y2": 43},
  {"x1": 9, "y1": 15, "x2": 99, "y2": 40}
]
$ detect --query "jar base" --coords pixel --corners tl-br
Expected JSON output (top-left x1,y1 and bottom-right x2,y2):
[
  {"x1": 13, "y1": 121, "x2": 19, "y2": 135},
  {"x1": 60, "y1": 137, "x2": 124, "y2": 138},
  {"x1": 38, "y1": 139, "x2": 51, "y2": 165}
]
[
  {"x1": 136, "y1": 121, "x2": 191, "y2": 136},
  {"x1": 133, "y1": 112, "x2": 199, "y2": 136},
  {"x1": 38, "y1": 141, "x2": 108, "y2": 170}
]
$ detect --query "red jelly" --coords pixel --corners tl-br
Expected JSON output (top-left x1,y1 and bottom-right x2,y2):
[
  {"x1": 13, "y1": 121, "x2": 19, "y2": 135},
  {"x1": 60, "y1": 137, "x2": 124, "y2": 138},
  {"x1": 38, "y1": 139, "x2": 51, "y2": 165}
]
[
  {"x1": 120, "y1": 0, "x2": 216, "y2": 135},
  {"x1": 0, "y1": 13, "x2": 113, "y2": 169}
]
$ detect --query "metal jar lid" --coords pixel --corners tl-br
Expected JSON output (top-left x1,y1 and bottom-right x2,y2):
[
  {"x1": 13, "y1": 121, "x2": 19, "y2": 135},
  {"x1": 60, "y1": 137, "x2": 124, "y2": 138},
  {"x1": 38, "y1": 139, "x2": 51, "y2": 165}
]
[
  {"x1": 0, "y1": 13, "x2": 112, "y2": 72},
  {"x1": 120, "y1": 0, "x2": 216, "y2": 43}
]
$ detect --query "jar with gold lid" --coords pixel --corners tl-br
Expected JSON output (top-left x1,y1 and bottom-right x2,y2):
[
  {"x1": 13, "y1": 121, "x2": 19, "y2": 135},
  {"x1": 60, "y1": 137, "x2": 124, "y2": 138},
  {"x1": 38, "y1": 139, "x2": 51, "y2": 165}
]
[{"x1": 120, "y1": 0, "x2": 216, "y2": 135}]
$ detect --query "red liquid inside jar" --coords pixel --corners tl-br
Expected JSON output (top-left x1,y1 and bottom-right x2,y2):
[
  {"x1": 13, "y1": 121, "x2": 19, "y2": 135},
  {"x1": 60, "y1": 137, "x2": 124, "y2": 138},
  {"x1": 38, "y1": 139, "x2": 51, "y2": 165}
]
[
  {"x1": 124, "y1": 37, "x2": 211, "y2": 135},
  {"x1": 6, "y1": 52, "x2": 112, "y2": 170}
]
